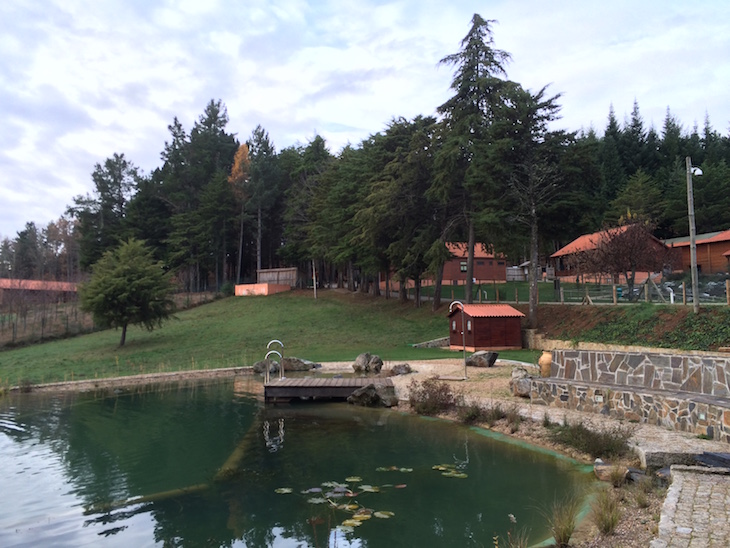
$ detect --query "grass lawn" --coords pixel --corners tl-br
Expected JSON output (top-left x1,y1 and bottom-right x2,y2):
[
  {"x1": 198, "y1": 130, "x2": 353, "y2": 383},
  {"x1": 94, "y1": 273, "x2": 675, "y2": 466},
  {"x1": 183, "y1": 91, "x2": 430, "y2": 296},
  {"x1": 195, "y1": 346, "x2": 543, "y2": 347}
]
[{"x1": 0, "y1": 289, "x2": 540, "y2": 387}]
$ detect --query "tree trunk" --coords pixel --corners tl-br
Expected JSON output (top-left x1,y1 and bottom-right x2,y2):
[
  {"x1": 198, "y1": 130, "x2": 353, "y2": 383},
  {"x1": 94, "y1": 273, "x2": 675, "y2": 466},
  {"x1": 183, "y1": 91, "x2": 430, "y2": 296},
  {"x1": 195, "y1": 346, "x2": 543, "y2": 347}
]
[
  {"x1": 347, "y1": 261, "x2": 355, "y2": 292},
  {"x1": 465, "y1": 221, "x2": 475, "y2": 304},
  {"x1": 120, "y1": 323, "x2": 128, "y2": 347},
  {"x1": 528, "y1": 210, "x2": 539, "y2": 328},
  {"x1": 432, "y1": 261, "x2": 444, "y2": 311},
  {"x1": 399, "y1": 274, "x2": 408, "y2": 303},
  {"x1": 414, "y1": 278, "x2": 421, "y2": 308},
  {"x1": 236, "y1": 204, "x2": 244, "y2": 284},
  {"x1": 256, "y1": 205, "x2": 262, "y2": 274}
]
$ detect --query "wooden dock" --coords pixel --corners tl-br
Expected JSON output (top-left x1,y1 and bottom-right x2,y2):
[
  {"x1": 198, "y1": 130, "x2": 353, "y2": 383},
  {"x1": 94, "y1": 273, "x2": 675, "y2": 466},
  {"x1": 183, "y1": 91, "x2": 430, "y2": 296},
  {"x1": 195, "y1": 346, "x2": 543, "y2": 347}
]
[{"x1": 264, "y1": 377, "x2": 394, "y2": 403}]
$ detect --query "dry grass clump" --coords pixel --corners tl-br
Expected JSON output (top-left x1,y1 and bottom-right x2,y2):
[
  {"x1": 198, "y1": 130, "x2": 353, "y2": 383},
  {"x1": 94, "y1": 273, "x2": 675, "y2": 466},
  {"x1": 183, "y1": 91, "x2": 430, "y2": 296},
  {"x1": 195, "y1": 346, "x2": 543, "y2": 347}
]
[{"x1": 591, "y1": 488, "x2": 622, "y2": 535}]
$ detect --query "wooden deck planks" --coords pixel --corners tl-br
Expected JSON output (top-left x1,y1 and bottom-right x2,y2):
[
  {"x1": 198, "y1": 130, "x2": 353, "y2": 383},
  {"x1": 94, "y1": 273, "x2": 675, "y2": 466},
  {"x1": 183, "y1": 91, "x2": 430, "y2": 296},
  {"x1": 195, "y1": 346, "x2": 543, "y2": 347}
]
[{"x1": 264, "y1": 377, "x2": 393, "y2": 402}]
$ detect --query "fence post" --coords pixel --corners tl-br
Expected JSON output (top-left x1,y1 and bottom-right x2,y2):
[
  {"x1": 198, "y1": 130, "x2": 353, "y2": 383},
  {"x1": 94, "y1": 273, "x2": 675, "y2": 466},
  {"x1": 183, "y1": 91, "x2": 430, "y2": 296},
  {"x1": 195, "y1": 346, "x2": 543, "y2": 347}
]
[
  {"x1": 683, "y1": 282, "x2": 687, "y2": 305},
  {"x1": 560, "y1": 287, "x2": 564, "y2": 304},
  {"x1": 515, "y1": 286, "x2": 519, "y2": 304},
  {"x1": 645, "y1": 282, "x2": 650, "y2": 302},
  {"x1": 612, "y1": 285, "x2": 617, "y2": 305},
  {"x1": 727, "y1": 280, "x2": 730, "y2": 306}
]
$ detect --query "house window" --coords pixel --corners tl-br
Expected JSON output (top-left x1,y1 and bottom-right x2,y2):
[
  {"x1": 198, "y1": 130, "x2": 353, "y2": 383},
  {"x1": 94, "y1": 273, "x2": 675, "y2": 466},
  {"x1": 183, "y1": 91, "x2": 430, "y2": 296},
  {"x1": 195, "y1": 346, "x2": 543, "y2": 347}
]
[
  {"x1": 477, "y1": 260, "x2": 484, "y2": 266},
  {"x1": 451, "y1": 320, "x2": 456, "y2": 332},
  {"x1": 489, "y1": 260, "x2": 493, "y2": 266},
  {"x1": 460, "y1": 261, "x2": 467, "y2": 272},
  {"x1": 466, "y1": 320, "x2": 472, "y2": 333},
  {"x1": 498, "y1": 261, "x2": 504, "y2": 266}
]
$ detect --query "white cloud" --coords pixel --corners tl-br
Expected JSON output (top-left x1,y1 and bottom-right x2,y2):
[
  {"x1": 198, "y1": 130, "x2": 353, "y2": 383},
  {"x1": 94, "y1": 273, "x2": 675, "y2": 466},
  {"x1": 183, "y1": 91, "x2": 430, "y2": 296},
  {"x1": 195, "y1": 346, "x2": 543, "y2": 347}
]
[{"x1": 1, "y1": 0, "x2": 729, "y2": 239}]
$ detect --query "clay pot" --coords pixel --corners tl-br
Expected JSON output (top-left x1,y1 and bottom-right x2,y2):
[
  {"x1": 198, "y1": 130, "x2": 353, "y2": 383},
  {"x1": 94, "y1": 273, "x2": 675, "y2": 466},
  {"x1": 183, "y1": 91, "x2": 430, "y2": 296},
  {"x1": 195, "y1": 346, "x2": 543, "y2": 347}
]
[{"x1": 538, "y1": 350, "x2": 553, "y2": 377}]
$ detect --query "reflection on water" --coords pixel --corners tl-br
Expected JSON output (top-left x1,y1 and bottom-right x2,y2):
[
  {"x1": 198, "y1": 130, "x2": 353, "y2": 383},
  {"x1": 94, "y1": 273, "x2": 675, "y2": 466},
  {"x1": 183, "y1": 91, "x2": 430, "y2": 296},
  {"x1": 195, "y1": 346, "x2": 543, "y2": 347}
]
[{"x1": 0, "y1": 378, "x2": 592, "y2": 547}]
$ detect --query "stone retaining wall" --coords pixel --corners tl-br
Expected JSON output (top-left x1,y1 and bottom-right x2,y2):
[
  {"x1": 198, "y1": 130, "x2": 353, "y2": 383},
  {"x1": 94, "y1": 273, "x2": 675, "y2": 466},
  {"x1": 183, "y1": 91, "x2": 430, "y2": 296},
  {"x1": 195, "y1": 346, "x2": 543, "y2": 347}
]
[{"x1": 530, "y1": 349, "x2": 730, "y2": 442}]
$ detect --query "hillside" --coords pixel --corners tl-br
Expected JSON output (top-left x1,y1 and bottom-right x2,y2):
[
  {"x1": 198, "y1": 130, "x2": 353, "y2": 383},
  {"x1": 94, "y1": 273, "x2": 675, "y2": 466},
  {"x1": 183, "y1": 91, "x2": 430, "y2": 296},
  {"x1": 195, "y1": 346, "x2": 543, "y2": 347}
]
[{"x1": 525, "y1": 303, "x2": 730, "y2": 351}]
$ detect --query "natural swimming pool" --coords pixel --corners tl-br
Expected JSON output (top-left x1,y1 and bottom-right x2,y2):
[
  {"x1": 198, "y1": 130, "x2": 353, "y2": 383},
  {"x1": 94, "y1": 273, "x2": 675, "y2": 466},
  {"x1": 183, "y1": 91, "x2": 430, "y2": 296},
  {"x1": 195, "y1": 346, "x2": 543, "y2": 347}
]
[{"x1": 0, "y1": 377, "x2": 593, "y2": 547}]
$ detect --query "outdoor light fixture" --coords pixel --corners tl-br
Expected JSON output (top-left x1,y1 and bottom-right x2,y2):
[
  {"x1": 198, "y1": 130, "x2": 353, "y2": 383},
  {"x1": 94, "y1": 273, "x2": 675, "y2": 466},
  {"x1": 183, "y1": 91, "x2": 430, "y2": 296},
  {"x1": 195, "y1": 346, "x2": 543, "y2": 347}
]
[{"x1": 686, "y1": 156, "x2": 702, "y2": 314}]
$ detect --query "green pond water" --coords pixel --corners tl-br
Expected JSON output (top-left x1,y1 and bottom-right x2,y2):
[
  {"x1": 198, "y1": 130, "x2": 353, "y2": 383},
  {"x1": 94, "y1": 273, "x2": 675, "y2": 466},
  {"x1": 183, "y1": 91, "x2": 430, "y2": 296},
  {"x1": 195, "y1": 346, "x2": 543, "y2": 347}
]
[{"x1": 0, "y1": 378, "x2": 593, "y2": 547}]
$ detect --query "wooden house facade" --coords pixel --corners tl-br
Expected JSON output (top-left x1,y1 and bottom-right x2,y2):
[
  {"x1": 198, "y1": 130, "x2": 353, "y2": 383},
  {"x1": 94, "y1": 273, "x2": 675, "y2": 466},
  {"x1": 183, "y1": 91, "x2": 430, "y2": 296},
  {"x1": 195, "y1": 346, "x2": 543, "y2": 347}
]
[
  {"x1": 665, "y1": 229, "x2": 730, "y2": 274},
  {"x1": 443, "y1": 243, "x2": 507, "y2": 284},
  {"x1": 0, "y1": 279, "x2": 77, "y2": 306},
  {"x1": 448, "y1": 304, "x2": 524, "y2": 351}
]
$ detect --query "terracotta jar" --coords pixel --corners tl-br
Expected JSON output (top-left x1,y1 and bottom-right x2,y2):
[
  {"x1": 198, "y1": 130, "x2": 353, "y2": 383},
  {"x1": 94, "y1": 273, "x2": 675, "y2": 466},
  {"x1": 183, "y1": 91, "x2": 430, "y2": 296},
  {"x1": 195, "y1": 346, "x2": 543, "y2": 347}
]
[{"x1": 538, "y1": 350, "x2": 553, "y2": 377}]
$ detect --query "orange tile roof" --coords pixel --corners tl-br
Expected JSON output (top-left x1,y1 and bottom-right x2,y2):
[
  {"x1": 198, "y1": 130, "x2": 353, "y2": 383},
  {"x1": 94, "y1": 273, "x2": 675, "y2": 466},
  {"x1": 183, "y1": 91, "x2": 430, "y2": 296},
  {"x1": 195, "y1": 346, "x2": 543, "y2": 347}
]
[
  {"x1": 0, "y1": 279, "x2": 78, "y2": 292},
  {"x1": 704, "y1": 229, "x2": 730, "y2": 244},
  {"x1": 446, "y1": 242, "x2": 495, "y2": 259},
  {"x1": 666, "y1": 229, "x2": 730, "y2": 248},
  {"x1": 551, "y1": 226, "x2": 632, "y2": 258},
  {"x1": 448, "y1": 304, "x2": 524, "y2": 318}
]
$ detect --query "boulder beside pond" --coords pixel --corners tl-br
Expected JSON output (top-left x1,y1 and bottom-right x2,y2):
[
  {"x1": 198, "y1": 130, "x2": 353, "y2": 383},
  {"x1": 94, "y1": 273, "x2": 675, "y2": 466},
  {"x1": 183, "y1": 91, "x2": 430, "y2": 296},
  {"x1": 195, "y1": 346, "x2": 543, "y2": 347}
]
[
  {"x1": 253, "y1": 357, "x2": 319, "y2": 374},
  {"x1": 347, "y1": 383, "x2": 398, "y2": 407},
  {"x1": 353, "y1": 353, "x2": 383, "y2": 374},
  {"x1": 389, "y1": 363, "x2": 412, "y2": 376},
  {"x1": 509, "y1": 366, "x2": 532, "y2": 398},
  {"x1": 466, "y1": 351, "x2": 499, "y2": 368}
]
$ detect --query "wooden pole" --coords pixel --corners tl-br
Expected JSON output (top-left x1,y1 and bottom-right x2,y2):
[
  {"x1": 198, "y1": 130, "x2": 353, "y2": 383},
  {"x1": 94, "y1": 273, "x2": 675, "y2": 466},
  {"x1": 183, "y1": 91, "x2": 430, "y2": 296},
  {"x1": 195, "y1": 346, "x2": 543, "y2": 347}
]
[
  {"x1": 612, "y1": 285, "x2": 617, "y2": 305},
  {"x1": 312, "y1": 259, "x2": 317, "y2": 300},
  {"x1": 726, "y1": 280, "x2": 730, "y2": 306},
  {"x1": 683, "y1": 282, "x2": 687, "y2": 305}
]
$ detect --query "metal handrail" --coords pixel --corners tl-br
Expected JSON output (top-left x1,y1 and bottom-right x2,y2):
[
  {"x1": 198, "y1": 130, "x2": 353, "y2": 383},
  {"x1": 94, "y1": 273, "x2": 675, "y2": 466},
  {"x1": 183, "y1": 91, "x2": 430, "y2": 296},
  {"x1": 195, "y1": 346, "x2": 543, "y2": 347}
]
[{"x1": 264, "y1": 349, "x2": 283, "y2": 384}]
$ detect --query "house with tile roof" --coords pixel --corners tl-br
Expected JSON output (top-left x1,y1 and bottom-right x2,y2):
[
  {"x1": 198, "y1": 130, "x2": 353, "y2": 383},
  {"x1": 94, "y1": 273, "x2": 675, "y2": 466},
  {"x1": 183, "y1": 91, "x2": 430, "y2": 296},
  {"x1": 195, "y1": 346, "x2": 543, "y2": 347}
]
[
  {"x1": 664, "y1": 228, "x2": 730, "y2": 274},
  {"x1": 0, "y1": 278, "x2": 77, "y2": 305},
  {"x1": 551, "y1": 226, "x2": 677, "y2": 283},
  {"x1": 448, "y1": 303, "x2": 524, "y2": 350},
  {"x1": 443, "y1": 242, "x2": 507, "y2": 284}
]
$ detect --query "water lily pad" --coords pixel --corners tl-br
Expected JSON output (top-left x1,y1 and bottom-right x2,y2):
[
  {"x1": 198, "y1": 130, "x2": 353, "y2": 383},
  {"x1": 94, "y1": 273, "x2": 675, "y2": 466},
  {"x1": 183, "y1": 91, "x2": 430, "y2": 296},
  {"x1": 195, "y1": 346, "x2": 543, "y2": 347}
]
[
  {"x1": 441, "y1": 471, "x2": 468, "y2": 479},
  {"x1": 342, "y1": 519, "x2": 363, "y2": 527},
  {"x1": 307, "y1": 497, "x2": 329, "y2": 504},
  {"x1": 337, "y1": 525, "x2": 355, "y2": 533},
  {"x1": 325, "y1": 491, "x2": 344, "y2": 499},
  {"x1": 359, "y1": 485, "x2": 380, "y2": 493},
  {"x1": 374, "y1": 511, "x2": 395, "y2": 519},
  {"x1": 395, "y1": 484, "x2": 407, "y2": 489},
  {"x1": 303, "y1": 487, "x2": 323, "y2": 493},
  {"x1": 274, "y1": 487, "x2": 293, "y2": 494},
  {"x1": 375, "y1": 467, "x2": 390, "y2": 472},
  {"x1": 345, "y1": 476, "x2": 362, "y2": 482},
  {"x1": 354, "y1": 508, "x2": 373, "y2": 516},
  {"x1": 352, "y1": 514, "x2": 371, "y2": 521},
  {"x1": 399, "y1": 468, "x2": 413, "y2": 473},
  {"x1": 322, "y1": 481, "x2": 346, "y2": 488}
]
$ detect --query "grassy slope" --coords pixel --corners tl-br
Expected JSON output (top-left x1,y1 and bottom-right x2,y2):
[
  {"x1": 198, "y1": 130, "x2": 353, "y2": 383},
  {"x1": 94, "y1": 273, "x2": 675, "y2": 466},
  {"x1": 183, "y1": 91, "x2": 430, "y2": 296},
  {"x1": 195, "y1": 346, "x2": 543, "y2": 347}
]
[
  {"x1": 3, "y1": 288, "x2": 729, "y2": 388},
  {"x1": 532, "y1": 303, "x2": 730, "y2": 350},
  {"x1": 0, "y1": 290, "x2": 538, "y2": 387}
]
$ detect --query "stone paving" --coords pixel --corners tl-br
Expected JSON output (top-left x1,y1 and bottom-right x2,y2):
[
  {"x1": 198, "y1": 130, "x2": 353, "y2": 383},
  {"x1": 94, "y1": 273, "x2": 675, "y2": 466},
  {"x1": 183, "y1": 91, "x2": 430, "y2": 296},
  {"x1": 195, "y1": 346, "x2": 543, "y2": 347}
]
[{"x1": 650, "y1": 467, "x2": 730, "y2": 548}]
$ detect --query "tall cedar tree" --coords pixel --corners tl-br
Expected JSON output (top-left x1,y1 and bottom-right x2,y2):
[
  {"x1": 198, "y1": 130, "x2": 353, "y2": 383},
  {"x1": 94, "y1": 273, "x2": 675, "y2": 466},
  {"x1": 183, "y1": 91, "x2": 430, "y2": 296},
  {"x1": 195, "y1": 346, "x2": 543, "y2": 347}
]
[{"x1": 433, "y1": 14, "x2": 510, "y2": 303}]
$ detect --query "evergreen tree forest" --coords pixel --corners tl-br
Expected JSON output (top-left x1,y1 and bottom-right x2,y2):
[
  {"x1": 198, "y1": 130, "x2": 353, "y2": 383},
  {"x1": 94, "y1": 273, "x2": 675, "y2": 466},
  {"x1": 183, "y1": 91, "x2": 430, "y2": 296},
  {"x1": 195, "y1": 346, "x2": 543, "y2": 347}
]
[{"x1": 3, "y1": 15, "x2": 730, "y2": 308}]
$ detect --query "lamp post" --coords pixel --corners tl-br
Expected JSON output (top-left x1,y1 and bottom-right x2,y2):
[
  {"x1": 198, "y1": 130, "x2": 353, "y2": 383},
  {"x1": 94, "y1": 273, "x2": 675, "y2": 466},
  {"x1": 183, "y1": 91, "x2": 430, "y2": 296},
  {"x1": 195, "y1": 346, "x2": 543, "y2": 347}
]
[
  {"x1": 686, "y1": 156, "x2": 702, "y2": 314},
  {"x1": 449, "y1": 300, "x2": 467, "y2": 379}
]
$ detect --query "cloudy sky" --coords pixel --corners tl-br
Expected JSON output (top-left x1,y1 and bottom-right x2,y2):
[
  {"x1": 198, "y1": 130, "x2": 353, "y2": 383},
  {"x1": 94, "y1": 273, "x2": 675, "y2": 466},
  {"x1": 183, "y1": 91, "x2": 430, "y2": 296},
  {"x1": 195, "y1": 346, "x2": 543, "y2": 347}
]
[{"x1": 2, "y1": 0, "x2": 729, "y2": 239}]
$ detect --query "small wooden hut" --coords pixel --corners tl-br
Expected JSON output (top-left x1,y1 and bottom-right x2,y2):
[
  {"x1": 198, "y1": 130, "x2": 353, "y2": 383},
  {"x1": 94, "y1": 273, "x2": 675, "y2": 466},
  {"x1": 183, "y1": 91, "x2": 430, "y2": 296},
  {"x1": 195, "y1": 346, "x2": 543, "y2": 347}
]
[{"x1": 448, "y1": 304, "x2": 524, "y2": 351}]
